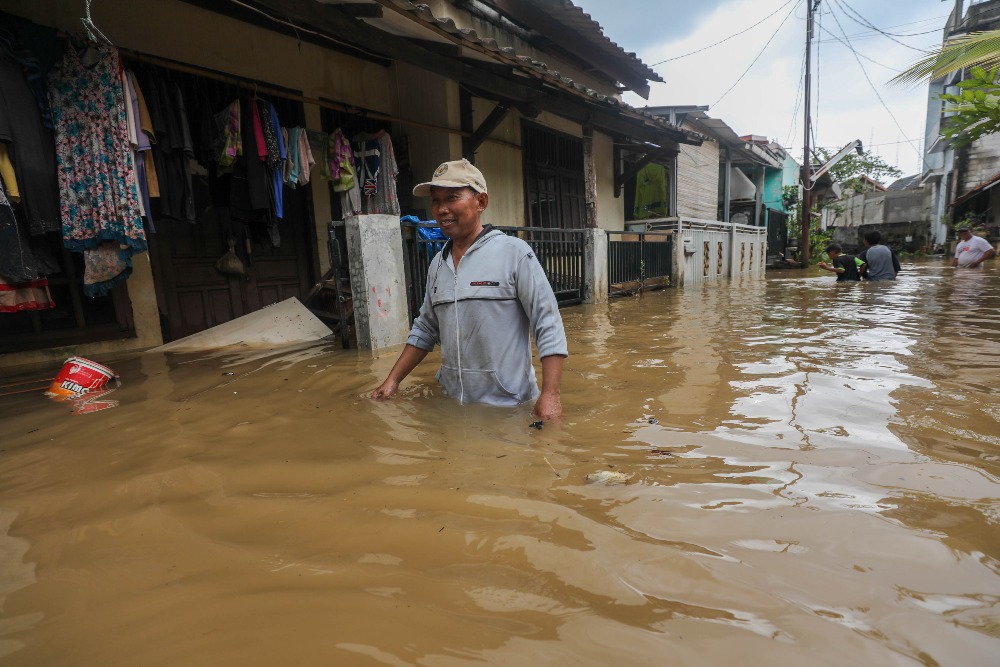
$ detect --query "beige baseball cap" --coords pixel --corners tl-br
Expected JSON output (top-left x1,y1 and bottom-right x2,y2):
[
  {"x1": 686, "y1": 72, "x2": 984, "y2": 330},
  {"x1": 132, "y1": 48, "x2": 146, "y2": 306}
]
[{"x1": 413, "y1": 158, "x2": 488, "y2": 196}]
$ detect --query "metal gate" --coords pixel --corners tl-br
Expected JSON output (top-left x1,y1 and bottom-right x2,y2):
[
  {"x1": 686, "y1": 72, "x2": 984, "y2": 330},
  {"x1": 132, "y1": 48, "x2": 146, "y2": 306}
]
[
  {"x1": 607, "y1": 230, "x2": 673, "y2": 296},
  {"x1": 401, "y1": 222, "x2": 587, "y2": 321}
]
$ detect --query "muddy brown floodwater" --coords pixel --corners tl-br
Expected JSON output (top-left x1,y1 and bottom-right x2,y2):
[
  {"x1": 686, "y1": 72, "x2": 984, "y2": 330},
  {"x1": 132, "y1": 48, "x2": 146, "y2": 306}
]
[{"x1": 1, "y1": 261, "x2": 999, "y2": 666}]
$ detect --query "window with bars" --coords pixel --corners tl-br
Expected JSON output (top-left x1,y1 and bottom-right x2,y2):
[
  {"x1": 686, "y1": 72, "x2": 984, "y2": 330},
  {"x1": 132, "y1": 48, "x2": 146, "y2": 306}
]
[{"x1": 522, "y1": 122, "x2": 586, "y2": 229}]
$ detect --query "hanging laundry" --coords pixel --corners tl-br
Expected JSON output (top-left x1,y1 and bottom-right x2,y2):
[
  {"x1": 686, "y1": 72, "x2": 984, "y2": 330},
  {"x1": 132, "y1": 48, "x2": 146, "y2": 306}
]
[
  {"x1": 355, "y1": 130, "x2": 399, "y2": 215},
  {"x1": 259, "y1": 99, "x2": 284, "y2": 219},
  {"x1": 214, "y1": 99, "x2": 242, "y2": 170},
  {"x1": 284, "y1": 126, "x2": 299, "y2": 186},
  {"x1": 0, "y1": 26, "x2": 53, "y2": 129},
  {"x1": 47, "y1": 39, "x2": 146, "y2": 297},
  {"x1": 126, "y1": 70, "x2": 155, "y2": 230},
  {"x1": 0, "y1": 276, "x2": 54, "y2": 312},
  {"x1": 0, "y1": 143, "x2": 19, "y2": 202},
  {"x1": 633, "y1": 162, "x2": 667, "y2": 220},
  {"x1": 251, "y1": 98, "x2": 268, "y2": 163},
  {"x1": 0, "y1": 55, "x2": 60, "y2": 235},
  {"x1": 172, "y1": 81, "x2": 196, "y2": 222},
  {"x1": 329, "y1": 128, "x2": 356, "y2": 193},
  {"x1": 0, "y1": 176, "x2": 42, "y2": 284},
  {"x1": 230, "y1": 97, "x2": 271, "y2": 216},
  {"x1": 296, "y1": 128, "x2": 315, "y2": 187}
]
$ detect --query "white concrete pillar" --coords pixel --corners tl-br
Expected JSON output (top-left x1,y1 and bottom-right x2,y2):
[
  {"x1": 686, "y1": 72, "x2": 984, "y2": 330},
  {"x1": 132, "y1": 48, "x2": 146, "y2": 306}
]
[
  {"x1": 345, "y1": 214, "x2": 410, "y2": 350},
  {"x1": 673, "y1": 218, "x2": 686, "y2": 288},
  {"x1": 583, "y1": 228, "x2": 608, "y2": 304}
]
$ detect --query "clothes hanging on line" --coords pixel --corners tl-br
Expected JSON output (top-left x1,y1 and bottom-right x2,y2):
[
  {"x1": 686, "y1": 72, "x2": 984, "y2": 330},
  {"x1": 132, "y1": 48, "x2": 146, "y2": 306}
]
[
  {"x1": 353, "y1": 130, "x2": 399, "y2": 215},
  {"x1": 0, "y1": 276, "x2": 54, "y2": 313},
  {"x1": 0, "y1": 54, "x2": 60, "y2": 236},
  {"x1": 47, "y1": 39, "x2": 147, "y2": 297}
]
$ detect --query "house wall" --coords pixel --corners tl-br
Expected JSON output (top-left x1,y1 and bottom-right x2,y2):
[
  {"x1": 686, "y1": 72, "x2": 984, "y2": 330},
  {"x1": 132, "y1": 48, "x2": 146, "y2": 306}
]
[
  {"x1": 884, "y1": 190, "x2": 926, "y2": 224},
  {"x1": 677, "y1": 125, "x2": 720, "y2": 220},
  {"x1": 961, "y1": 132, "x2": 1000, "y2": 193},
  {"x1": 471, "y1": 98, "x2": 524, "y2": 228},
  {"x1": 827, "y1": 189, "x2": 932, "y2": 252}
]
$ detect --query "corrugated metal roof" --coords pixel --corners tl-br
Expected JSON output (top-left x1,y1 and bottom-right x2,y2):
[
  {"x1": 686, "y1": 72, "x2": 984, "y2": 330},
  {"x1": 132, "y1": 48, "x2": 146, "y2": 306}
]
[
  {"x1": 497, "y1": 0, "x2": 664, "y2": 85},
  {"x1": 371, "y1": 0, "x2": 704, "y2": 144},
  {"x1": 643, "y1": 107, "x2": 780, "y2": 167}
]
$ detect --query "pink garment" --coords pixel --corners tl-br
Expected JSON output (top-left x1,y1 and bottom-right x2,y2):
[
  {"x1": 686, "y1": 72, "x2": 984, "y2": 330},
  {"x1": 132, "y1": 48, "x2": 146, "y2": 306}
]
[{"x1": 251, "y1": 99, "x2": 268, "y2": 163}]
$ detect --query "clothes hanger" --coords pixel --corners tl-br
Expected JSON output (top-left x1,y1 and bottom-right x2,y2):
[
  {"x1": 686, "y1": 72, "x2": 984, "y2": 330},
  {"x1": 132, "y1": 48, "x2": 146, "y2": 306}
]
[{"x1": 80, "y1": 0, "x2": 114, "y2": 47}]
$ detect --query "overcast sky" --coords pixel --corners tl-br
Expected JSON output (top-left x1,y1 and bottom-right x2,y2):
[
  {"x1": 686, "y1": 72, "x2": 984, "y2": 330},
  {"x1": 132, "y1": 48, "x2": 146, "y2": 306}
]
[{"x1": 576, "y1": 0, "x2": 951, "y2": 178}]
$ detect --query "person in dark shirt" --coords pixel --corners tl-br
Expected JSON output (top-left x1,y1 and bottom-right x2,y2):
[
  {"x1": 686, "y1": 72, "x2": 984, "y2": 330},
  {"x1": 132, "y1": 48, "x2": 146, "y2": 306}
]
[{"x1": 817, "y1": 243, "x2": 862, "y2": 281}]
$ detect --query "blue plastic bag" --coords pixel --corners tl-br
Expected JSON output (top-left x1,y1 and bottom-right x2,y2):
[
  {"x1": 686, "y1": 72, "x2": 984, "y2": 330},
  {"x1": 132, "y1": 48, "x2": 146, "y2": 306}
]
[{"x1": 402, "y1": 215, "x2": 446, "y2": 258}]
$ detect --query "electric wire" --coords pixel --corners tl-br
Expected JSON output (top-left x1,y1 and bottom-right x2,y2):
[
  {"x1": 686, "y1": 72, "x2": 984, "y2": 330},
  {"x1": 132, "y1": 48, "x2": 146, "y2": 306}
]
[
  {"x1": 814, "y1": 4, "x2": 822, "y2": 149},
  {"x1": 816, "y1": 27, "x2": 941, "y2": 43},
  {"x1": 649, "y1": 0, "x2": 798, "y2": 66},
  {"x1": 818, "y1": 23, "x2": 903, "y2": 72},
  {"x1": 827, "y1": 0, "x2": 921, "y2": 159},
  {"x1": 836, "y1": 0, "x2": 930, "y2": 52},
  {"x1": 226, "y1": 0, "x2": 388, "y2": 62},
  {"x1": 712, "y1": 0, "x2": 803, "y2": 108},
  {"x1": 786, "y1": 46, "x2": 808, "y2": 147}
]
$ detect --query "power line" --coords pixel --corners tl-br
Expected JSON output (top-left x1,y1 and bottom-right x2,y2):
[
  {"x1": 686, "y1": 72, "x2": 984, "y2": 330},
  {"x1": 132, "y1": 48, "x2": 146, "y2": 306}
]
[
  {"x1": 817, "y1": 24, "x2": 903, "y2": 73},
  {"x1": 786, "y1": 46, "x2": 808, "y2": 147},
  {"x1": 816, "y1": 27, "x2": 941, "y2": 43},
  {"x1": 712, "y1": 0, "x2": 803, "y2": 108},
  {"x1": 827, "y1": 0, "x2": 921, "y2": 159},
  {"x1": 835, "y1": 0, "x2": 930, "y2": 52},
  {"x1": 814, "y1": 5, "x2": 822, "y2": 147},
  {"x1": 650, "y1": 0, "x2": 798, "y2": 66}
]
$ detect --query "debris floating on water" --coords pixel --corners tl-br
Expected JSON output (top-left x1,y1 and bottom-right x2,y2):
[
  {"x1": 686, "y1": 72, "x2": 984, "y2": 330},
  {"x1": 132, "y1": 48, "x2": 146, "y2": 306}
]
[
  {"x1": 529, "y1": 420, "x2": 543, "y2": 430},
  {"x1": 585, "y1": 470, "x2": 632, "y2": 485}
]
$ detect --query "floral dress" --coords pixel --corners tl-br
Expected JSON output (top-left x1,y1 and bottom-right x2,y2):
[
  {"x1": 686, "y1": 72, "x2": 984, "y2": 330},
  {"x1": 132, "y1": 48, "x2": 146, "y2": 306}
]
[{"x1": 48, "y1": 40, "x2": 146, "y2": 296}]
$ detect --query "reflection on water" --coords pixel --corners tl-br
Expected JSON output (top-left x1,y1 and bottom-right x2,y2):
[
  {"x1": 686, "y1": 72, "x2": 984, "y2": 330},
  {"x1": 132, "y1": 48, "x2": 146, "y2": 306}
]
[{"x1": 1, "y1": 261, "x2": 998, "y2": 665}]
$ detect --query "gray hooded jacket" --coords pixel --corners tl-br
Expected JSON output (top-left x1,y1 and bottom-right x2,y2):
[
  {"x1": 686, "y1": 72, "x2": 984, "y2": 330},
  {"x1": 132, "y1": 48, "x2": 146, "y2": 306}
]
[{"x1": 406, "y1": 228, "x2": 568, "y2": 406}]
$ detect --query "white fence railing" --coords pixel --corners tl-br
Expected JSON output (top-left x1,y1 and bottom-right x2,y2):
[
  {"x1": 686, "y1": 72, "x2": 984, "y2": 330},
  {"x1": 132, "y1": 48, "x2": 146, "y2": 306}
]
[{"x1": 632, "y1": 217, "x2": 766, "y2": 285}]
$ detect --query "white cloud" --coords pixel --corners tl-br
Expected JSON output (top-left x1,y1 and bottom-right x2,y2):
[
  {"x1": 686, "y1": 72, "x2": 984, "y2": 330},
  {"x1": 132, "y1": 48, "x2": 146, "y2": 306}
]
[{"x1": 618, "y1": 0, "x2": 945, "y2": 177}]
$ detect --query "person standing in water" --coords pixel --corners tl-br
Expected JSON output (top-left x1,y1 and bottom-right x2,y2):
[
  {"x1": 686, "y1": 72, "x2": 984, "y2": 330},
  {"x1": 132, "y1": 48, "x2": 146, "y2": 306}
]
[
  {"x1": 857, "y1": 230, "x2": 900, "y2": 281},
  {"x1": 953, "y1": 226, "x2": 996, "y2": 268},
  {"x1": 817, "y1": 243, "x2": 863, "y2": 281},
  {"x1": 370, "y1": 159, "x2": 568, "y2": 419}
]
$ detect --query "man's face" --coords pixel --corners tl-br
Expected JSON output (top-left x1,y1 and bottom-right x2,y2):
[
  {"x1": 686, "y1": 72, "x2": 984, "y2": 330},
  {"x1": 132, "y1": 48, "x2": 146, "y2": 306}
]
[
  {"x1": 431, "y1": 187, "x2": 487, "y2": 240},
  {"x1": 958, "y1": 229, "x2": 973, "y2": 242},
  {"x1": 827, "y1": 251, "x2": 841, "y2": 261}
]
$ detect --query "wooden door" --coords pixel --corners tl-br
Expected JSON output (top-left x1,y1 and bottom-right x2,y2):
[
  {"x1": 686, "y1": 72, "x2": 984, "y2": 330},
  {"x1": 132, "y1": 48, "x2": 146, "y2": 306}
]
[{"x1": 148, "y1": 177, "x2": 314, "y2": 342}]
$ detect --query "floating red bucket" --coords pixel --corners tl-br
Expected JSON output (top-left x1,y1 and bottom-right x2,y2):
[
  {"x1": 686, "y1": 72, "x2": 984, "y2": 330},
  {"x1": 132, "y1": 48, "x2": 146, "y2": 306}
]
[{"x1": 45, "y1": 357, "x2": 118, "y2": 401}]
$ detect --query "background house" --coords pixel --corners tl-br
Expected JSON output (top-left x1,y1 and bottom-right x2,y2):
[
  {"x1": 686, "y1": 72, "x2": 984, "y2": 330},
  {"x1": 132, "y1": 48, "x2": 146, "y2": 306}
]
[{"x1": 922, "y1": 0, "x2": 1000, "y2": 248}]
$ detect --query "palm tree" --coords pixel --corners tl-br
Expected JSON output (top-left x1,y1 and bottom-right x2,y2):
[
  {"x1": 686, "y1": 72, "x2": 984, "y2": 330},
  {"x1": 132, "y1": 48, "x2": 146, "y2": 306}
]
[{"x1": 892, "y1": 29, "x2": 1000, "y2": 85}]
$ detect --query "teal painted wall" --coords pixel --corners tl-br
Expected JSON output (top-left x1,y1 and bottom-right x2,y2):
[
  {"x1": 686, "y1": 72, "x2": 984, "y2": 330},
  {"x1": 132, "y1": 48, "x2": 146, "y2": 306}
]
[{"x1": 763, "y1": 154, "x2": 799, "y2": 213}]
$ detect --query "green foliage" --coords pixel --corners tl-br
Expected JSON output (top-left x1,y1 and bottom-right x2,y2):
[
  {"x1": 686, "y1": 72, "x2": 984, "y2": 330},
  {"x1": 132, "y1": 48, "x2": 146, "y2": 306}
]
[
  {"x1": 782, "y1": 185, "x2": 801, "y2": 238},
  {"x1": 809, "y1": 228, "x2": 832, "y2": 265},
  {"x1": 814, "y1": 147, "x2": 902, "y2": 192},
  {"x1": 939, "y1": 66, "x2": 1000, "y2": 148},
  {"x1": 892, "y1": 29, "x2": 1000, "y2": 86},
  {"x1": 781, "y1": 185, "x2": 800, "y2": 211}
]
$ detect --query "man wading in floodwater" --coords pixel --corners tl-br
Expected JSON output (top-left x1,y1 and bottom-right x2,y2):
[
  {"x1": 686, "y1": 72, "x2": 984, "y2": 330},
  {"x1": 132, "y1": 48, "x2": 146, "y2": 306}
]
[{"x1": 370, "y1": 159, "x2": 568, "y2": 419}]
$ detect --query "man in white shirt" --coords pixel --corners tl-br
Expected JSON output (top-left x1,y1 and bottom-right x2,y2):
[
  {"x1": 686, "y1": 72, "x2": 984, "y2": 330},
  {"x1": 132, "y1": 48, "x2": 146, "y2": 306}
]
[{"x1": 953, "y1": 226, "x2": 996, "y2": 268}]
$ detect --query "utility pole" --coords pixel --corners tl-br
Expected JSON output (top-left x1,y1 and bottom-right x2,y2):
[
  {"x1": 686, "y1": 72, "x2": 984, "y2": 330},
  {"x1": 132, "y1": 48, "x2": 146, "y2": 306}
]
[{"x1": 800, "y1": 0, "x2": 817, "y2": 267}]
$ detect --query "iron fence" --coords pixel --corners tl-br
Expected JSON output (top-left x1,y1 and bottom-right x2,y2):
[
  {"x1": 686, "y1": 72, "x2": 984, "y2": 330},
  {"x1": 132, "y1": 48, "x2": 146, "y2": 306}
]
[
  {"x1": 402, "y1": 223, "x2": 587, "y2": 322},
  {"x1": 606, "y1": 230, "x2": 673, "y2": 296}
]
